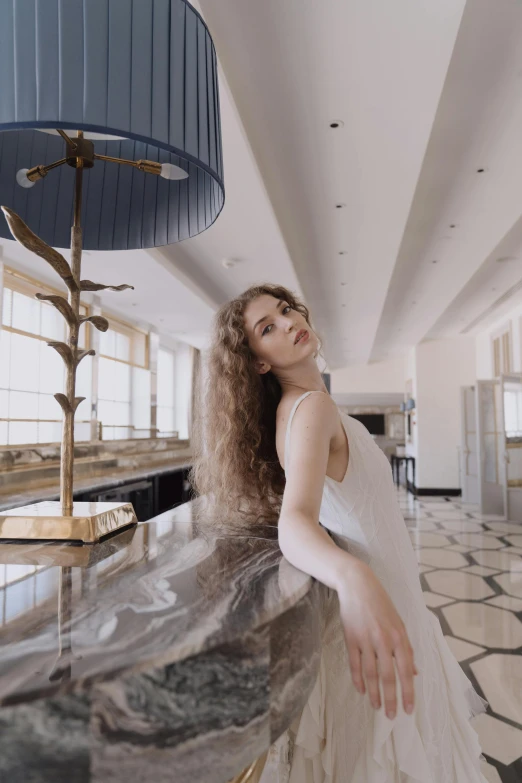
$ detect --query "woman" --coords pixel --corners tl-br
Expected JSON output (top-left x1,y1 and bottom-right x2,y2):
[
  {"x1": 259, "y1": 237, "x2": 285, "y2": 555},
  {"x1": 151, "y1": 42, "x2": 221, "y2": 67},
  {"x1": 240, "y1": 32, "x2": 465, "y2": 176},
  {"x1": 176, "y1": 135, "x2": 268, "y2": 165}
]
[{"x1": 191, "y1": 283, "x2": 489, "y2": 782}]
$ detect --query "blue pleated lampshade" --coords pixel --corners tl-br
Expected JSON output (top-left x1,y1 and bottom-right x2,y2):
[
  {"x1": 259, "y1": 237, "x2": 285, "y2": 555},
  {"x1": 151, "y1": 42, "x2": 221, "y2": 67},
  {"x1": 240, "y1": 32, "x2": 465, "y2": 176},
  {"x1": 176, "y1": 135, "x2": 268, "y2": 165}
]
[{"x1": 0, "y1": 0, "x2": 224, "y2": 250}]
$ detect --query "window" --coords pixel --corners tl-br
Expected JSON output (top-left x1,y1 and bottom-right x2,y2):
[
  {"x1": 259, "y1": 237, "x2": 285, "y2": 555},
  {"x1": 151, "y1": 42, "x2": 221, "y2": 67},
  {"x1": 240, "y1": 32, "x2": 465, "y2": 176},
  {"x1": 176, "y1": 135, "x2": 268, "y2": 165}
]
[
  {"x1": 157, "y1": 347, "x2": 176, "y2": 436},
  {"x1": 1, "y1": 267, "x2": 91, "y2": 445},
  {"x1": 492, "y1": 324, "x2": 512, "y2": 377},
  {"x1": 97, "y1": 316, "x2": 148, "y2": 440}
]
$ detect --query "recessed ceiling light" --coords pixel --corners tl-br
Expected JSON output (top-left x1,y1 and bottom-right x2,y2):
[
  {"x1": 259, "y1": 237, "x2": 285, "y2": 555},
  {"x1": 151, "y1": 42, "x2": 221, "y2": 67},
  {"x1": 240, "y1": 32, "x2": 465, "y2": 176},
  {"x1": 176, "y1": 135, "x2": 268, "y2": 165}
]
[
  {"x1": 431, "y1": 259, "x2": 439, "y2": 264},
  {"x1": 477, "y1": 168, "x2": 485, "y2": 173},
  {"x1": 329, "y1": 120, "x2": 344, "y2": 129},
  {"x1": 449, "y1": 224, "x2": 456, "y2": 228},
  {"x1": 336, "y1": 203, "x2": 346, "y2": 209}
]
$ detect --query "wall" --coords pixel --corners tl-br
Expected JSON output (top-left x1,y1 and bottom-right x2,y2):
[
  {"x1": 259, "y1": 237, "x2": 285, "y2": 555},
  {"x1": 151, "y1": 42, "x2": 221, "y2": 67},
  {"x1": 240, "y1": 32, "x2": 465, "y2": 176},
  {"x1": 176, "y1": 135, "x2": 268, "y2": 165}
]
[
  {"x1": 331, "y1": 356, "x2": 407, "y2": 394},
  {"x1": 415, "y1": 337, "x2": 476, "y2": 489}
]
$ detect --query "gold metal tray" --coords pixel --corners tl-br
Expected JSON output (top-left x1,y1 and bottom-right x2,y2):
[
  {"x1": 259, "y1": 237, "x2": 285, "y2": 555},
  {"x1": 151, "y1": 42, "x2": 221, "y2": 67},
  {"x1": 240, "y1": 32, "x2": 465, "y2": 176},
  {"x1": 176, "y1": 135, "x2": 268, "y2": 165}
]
[{"x1": 0, "y1": 500, "x2": 137, "y2": 543}]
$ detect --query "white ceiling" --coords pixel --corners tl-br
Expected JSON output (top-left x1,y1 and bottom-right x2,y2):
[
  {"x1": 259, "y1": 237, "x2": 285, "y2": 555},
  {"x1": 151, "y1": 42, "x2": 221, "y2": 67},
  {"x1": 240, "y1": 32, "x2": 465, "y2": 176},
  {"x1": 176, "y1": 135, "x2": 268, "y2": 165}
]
[{"x1": 5, "y1": 0, "x2": 522, "y2": 368}]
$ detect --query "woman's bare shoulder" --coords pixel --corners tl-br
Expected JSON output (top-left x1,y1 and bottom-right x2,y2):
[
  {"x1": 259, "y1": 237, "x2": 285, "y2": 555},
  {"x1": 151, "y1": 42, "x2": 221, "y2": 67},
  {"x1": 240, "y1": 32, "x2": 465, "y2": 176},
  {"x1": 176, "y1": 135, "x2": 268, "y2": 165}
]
[{"x1": 276, "y1": 391, "x2": 336, "y2": 441}]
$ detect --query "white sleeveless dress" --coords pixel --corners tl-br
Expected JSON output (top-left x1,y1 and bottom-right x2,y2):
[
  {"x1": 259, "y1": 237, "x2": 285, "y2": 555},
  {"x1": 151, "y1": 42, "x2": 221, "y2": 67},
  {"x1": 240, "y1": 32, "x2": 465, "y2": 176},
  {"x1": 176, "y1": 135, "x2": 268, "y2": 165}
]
[{"x1": 261, "y1": 391, "x2": 489, "y2": 783}]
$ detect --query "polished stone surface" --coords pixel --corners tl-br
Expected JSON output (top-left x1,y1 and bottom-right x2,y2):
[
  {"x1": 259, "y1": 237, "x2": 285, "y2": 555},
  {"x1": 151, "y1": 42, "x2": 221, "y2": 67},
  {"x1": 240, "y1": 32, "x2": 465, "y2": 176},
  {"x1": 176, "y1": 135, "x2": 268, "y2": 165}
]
[{"x1": 0, "y1": 499, "x2": 327, "y2": 783}]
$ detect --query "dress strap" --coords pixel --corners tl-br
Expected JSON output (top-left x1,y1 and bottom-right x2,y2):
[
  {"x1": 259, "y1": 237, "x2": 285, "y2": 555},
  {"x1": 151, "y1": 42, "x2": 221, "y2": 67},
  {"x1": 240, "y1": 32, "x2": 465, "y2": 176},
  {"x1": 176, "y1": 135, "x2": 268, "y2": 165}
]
[{"x1": 284, "y1": 390, "x2": 327, "y2": 472}]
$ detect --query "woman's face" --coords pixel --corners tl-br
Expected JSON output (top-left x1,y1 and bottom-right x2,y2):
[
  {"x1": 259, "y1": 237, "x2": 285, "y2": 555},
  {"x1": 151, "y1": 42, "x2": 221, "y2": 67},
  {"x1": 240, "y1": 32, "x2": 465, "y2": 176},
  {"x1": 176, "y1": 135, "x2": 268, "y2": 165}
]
[{"x1": 243, "y1": 294, "x2": 319, "y2": 374}]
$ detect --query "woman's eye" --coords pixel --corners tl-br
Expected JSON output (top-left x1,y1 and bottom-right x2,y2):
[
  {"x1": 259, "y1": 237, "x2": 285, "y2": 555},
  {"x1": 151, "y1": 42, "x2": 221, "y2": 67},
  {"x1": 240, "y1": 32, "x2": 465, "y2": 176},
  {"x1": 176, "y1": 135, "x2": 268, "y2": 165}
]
[
  {"x1": 262, "y1": 324, "x2": 273, "y2": 336},
  {"x1": 283, "y1": 306, "x2": 291, "y2": 314}
]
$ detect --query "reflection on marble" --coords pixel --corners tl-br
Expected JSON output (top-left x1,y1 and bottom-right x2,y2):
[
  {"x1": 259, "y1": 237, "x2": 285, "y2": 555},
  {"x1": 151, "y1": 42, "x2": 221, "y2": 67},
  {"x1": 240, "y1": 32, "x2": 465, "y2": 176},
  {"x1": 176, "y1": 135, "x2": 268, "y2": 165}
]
[
  {"x1": 471, "y1": 713, "x2": 522, "y2": 766},
  {"x1": 470, "y1": 655, "x2": 522, "y2": 726},
  {"x1": 425, "y1": 570, "x2": 495, "y2": 601},
  {"x1": 0, "y1": 499, "x2": 327, "y2": 782},
  {"x1": 442, "y1": 603, "x2": 522, "y2": 649}
]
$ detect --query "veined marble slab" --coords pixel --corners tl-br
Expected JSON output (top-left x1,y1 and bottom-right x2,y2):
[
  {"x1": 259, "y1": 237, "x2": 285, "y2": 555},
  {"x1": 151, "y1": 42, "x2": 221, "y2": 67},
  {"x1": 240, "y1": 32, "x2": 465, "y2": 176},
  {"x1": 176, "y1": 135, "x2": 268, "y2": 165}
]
[{"x1": 0, "y1": 499, "x2": 327, "y2": 782}]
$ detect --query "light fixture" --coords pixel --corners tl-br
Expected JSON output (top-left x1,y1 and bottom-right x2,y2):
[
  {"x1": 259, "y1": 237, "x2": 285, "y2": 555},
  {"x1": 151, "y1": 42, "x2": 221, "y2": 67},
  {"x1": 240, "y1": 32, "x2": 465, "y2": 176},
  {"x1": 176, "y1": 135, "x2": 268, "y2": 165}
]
[{"x1": 222, "y1": 258, "x2": 237, "y2": 269}]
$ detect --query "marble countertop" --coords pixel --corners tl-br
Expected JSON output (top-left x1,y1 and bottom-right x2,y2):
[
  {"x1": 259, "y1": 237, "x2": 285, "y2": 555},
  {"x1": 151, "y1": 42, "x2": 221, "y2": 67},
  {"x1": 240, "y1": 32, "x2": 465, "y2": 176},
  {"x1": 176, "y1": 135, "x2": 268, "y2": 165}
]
[
  {"x1": 0, "y1": 458, "x2": 192, "y2": 512},
  {"x1": 0, "y1": 499, "x2": 327, "y2": 783}
]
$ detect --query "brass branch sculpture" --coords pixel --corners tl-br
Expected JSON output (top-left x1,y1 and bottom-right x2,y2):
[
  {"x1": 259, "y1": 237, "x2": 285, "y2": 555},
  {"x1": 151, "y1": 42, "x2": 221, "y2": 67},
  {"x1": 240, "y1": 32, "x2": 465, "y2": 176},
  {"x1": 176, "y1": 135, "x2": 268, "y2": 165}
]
[{"x1": 1, "y1": 205, "x2": 134, "y2": 516}]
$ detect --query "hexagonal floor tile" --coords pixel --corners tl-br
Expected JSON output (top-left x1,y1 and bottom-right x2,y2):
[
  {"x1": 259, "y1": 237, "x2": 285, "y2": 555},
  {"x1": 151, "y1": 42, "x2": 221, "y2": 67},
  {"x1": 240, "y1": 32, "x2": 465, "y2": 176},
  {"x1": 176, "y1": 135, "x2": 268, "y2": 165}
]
[
  {"x1": 478, "y1": 759, "x2": 503, "y2": 783},
  {"x1": 425, "y1": 570, "x2": 495, "y2": 600},
  {"x1": 442, "y1": 602, "x2": 522, "y2": 648},
  {"x1": 446, "y1": 544, "x2": 476, "y2": 553},
  {"x1": 453, "y1": 533, "x2": 504, "y2": 550},
  {"x1": 471, "y1": 712, "x2": 522, "y2": 765},
  {"x1": 471, "y1": 549, "x2": 522, "y2": 570},
  {"x1": 502, "y1": 545, "x2": 522, "y2": 555},
  {"x1": 437, "y1": 520, "x2": 484, "y2": 533},
  {"x1": 486, "y1": 594, "x2": 522, "y2": 612},
  {"x1": 505, "y1": 534, "x2": 522, "y2": 548},
  {"x1": 485, "y1": 521, "x2": 522, "y2": 534},
  {"x1": 409, "y1": 531, "x2": 452, "y2": 548},
  {"x1": 443, "y1": 634, "x2": 485, "y2": 662},
  {"x1": 418, "y1": 548, "x2": 469, "y2": 569},
  {"x1": 414, "y1": 520, "x2": 440, "y2": 531},
  {"x1": 470, "y1": 654, "x2": 522, "y2": 726},
  {"x1": 493, "y1": 572, "x2": 522, "y2": 599},
  {"x1": 462, "y1": 565, "x2": 502, "y2": 577},
  {"x1": 422, "y1": 591, "x2": 455, "y2": 608}
]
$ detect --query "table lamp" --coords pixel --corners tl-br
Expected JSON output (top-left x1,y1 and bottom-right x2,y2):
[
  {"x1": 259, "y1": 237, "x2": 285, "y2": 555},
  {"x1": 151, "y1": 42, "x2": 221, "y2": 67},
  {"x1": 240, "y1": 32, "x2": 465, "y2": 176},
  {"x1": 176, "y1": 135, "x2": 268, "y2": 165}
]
[{"x1": 0, "y1": 0, "x2": 224, "y2": 542}]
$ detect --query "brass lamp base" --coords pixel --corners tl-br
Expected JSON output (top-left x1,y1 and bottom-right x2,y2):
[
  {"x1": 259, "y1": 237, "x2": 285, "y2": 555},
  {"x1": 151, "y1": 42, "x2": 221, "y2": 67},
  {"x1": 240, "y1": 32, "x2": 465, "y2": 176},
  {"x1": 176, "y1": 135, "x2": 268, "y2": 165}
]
[{"x1": 0, "y1": 500, "x2": 138, "y2": 543}]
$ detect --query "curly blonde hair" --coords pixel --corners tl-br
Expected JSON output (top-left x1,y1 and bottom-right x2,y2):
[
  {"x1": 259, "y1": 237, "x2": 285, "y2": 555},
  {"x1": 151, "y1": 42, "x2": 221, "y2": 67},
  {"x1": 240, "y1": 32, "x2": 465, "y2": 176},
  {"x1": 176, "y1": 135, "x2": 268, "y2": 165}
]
[{"x1": 189, "y1": 283, "x2": 317, "y2": 528}]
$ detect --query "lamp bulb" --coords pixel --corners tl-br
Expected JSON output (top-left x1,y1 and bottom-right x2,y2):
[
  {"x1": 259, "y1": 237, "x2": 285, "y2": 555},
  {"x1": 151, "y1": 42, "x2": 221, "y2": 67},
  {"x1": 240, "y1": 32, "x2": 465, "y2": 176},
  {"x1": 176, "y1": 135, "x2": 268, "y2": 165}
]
[
  {"x1": 160, "y1": 163, "x2": 189, "y2": 181},
  {"x1": 16, "y1": 168, "x2": 36, "y2": 189}
]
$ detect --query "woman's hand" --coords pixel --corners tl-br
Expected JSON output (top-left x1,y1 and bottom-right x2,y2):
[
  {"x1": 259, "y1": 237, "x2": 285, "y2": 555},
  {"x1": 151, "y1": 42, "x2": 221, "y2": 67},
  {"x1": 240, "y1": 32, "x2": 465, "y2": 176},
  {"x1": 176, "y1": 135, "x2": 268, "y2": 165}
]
[{"x1": 336, "y1": 561, "x2": 418, "y2": 719}]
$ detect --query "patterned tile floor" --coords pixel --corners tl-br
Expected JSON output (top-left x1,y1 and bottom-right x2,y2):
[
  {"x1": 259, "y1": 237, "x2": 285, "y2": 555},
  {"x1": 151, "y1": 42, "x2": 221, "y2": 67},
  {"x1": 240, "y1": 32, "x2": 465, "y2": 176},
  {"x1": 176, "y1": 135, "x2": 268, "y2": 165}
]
[{"x1": 398, "y1": 489, "x2": 522, "y2": 783}]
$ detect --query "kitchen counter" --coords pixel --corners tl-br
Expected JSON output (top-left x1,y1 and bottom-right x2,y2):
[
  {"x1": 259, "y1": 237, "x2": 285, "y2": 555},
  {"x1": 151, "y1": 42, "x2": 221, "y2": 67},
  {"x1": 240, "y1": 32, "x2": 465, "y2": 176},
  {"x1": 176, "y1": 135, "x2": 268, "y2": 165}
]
[
  {"x1": 0, "y1": 498, "x2": 327, "y2": 782},
  {"x1": 0, "y1": 458, "x2": 192, "y2": 512}
]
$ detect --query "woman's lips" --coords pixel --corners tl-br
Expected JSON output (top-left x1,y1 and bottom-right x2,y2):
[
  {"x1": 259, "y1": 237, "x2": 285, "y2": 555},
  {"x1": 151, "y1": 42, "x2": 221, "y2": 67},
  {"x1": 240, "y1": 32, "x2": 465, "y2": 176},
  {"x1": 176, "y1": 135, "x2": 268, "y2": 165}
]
[{"x1": 295, "y1": 330, "x2": 309, "y2": 344}]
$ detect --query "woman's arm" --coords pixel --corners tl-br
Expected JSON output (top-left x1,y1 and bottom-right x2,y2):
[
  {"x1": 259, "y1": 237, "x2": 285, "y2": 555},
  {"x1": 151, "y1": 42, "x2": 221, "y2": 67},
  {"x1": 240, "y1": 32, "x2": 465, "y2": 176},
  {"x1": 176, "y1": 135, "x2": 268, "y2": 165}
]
[
  {"x1": 278, "y1": 393, "x2": 417, "y2": 719},
  {"x1": 278, "y1": 393, "x2": 356, "y2": 589}
]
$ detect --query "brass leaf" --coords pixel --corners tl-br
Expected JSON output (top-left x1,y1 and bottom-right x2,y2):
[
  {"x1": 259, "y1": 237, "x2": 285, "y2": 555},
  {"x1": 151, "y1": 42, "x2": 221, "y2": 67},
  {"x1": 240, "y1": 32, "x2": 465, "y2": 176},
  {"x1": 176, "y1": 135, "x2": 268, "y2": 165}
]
[
  {"x1": 73, "y1": 396, "x2": 86, "y2": 412},
  {"x1": 48, "y1": 341, "x2": 74, "y2": 368},
  {"x1": 36, "y1": 294, "x2": 77, "y2": 329},
  {"x1": 80, "y1": 314, "x2": 109, "y2": 332},
  {"x1": 76, "y1": 349, "x2": 96, "y2": 367},
  {"x1": 79, "y1": 280, "x2": 134, "y2": 292},
  {"x1": 1, "y1": 207, "x2": 78, "y2": 292},
  {"x1": 54, "y1": 393, "x2": 71, "y2": 414}
]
